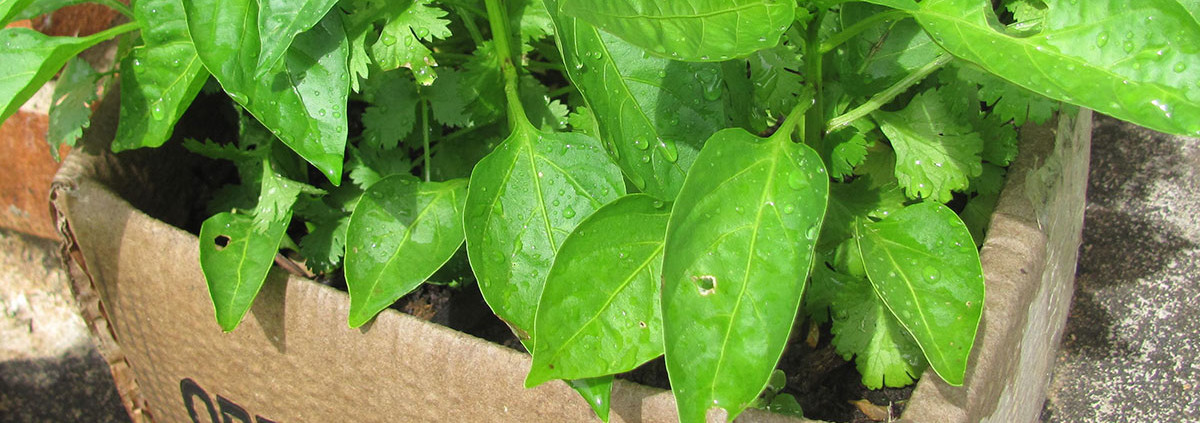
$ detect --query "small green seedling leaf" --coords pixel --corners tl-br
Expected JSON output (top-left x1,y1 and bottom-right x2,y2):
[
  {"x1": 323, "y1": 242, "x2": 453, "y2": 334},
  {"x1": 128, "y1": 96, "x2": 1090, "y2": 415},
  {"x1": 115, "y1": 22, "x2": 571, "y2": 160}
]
[
  {"x1": 183, "y1": 0, "x2": 349, "y2": 183},
  {"x1": 464, "y1": 121, "x2": 625, "y2": 339},
  {"x1": 0, "y1": 25, "x2": 129, "y2": 123},
  {"x1": 345, "y1": 177, "x2": 467, "y2": 327},
  {"x1": 199, "y1": 209, "x2": 292, "y2": 332},
  {"x1": 255, "y1": 0, "x2": 340, "y2": 77},
  {"x1": 114, "y1": 0, "x2": 210, "y2": 151},
  {"x1": 562, "y1": 0, "x2": 795, "y2": 62},
  {"x1": 47, "y1": 57, "x2": 98, "y2": 160},
  {"x1": 912, "y1": 0, "x2": 1200, "y2": 137},
  {"x1": 855, "y1": 201, "x2": 984, "y2": 386},
  {"x1": 662, "y1": 128, "x2": 828, "y2": 422},
  {"x1": 526, "y1": 194, "x2": 669, "y2": 387},
  {"x1": 544, "y1": 0, "x2": 725, "y2": 198}
]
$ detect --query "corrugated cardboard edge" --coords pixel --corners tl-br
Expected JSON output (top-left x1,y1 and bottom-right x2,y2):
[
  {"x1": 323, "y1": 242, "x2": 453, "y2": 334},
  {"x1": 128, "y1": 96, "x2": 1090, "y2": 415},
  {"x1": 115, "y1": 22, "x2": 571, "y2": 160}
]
[
  {"x1": 50, "y1": 91, "x2": 1089, "y2": 422},
  {"x1": 899, "y1": 109, "x2": 1093, "y2": 423}
]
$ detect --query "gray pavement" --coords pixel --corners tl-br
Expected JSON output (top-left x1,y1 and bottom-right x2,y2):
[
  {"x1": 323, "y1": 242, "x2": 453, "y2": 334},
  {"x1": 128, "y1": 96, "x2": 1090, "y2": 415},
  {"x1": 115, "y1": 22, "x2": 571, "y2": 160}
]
[{"x1": 0, "y1": 116, "x2": 1195, "y2": 422}]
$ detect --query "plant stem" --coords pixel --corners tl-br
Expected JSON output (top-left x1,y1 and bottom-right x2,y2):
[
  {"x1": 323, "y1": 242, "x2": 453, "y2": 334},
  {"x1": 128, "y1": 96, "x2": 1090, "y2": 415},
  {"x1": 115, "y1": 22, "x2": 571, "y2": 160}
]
[
  {"x1": 98, "y1": 0, "x2": 134, "y2": 19},
  {"x1": 454, "y1": 6, "x2": 486, "y2": 47},
  {"x1": 422, "y1": 99, "x2": 431, "y2": 182},
  {"x1": 90, "y1": 21, "x2": 139, "y2": 42},
  {"x1": 484, "y1": 0, "x2": 527, "y2": 131},
  {"x1": 826, "y1": 54, "x2": 952, "y2": 132},
  {"x1": 774, "y1": 99, "x2": 810, "y2": 142},
  {"x1": 819, "y1": 10, "x2": 908, "y2": 54},
  {"x1": 803, "y1": 9, "x2": 825, "y2": 150}
]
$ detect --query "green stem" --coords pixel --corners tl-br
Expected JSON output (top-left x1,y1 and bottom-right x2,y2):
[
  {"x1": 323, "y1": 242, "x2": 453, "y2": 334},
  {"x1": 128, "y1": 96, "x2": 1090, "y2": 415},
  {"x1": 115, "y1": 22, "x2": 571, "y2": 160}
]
[
  {"x1": 98, "y1": 0, "x2": 134, "y2": 19},
  {"x1": 819, "y1": 10, "x2": 908, "y2": 54},
  {"x1": 803, "y1": 9, "x2": 825, "y2": 150},
  {"x1": 421, "y1": 99, "x2": 431, "y2": 182},
  {"x1": 484, "y1": 0, "x2": 526, "y2": 131},
  {"x1": 773, "y1": 100, "x2": 810, "y2": 142},
  {"x1": 455, "y1": 6, "x2": 486, "y2": 47},
  {"x1": 546, "y1": 84, "x2": 576, "y2": 99},
  {"x1": 826, "y1": 54, "x2": 952, "y2": 132},
  {"x1": 89, "y1": 21, "x2": 139, "y2": 43}
]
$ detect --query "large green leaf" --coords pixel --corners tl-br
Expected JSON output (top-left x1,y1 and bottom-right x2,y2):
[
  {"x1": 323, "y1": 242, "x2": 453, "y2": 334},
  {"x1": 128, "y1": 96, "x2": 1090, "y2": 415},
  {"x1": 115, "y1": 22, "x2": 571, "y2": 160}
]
[
  {"x1": 183, "y1": 0, "x2": 349, "y2": 183},
  {"x1": 114, "y1": 0, "x2": 210, "y2": 151},
  {"x1": 0, "y1": 0, "x2": 36, "y2": 27},
  {"x1": 345, "y1": 177, "x2": 467, "y2": 327},
  {"x1": 0, "y1": 25, "x2": 129, "y2": 122},
  {"x1": 544, "y1": 0, "x2": 724, "y2": 199},
  {"x1": 255, "y1": 0, "x2": 339, "y2": 76},
  {"x1": 661, "y1": 128, "x2": 828, "y2": 422},
  {"x1": 463, "y1": 123, "x2": 624, "y2": 339},
  {"x1": 526, "y1": 194, "x2": 668, "y2": 387},
  {"x1": 854, "y1": 201, "x2": 984, "y2": 386},
  {"x1": 912, "y1": 0, "x2": 1200, "y2": 137},
  {"x1": 561, "y1": 0, "x2": 795, "y2": 62},
  {"x1": 199, "y1": 209, "x2": 291, "y2": 332}
]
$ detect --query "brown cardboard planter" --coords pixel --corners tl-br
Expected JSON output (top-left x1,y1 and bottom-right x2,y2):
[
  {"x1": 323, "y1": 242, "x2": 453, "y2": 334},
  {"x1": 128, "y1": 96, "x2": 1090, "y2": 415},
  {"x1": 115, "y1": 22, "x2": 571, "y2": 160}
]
[{"x1": 50, "y1": 92, "x2": 1092, "y2": 422}]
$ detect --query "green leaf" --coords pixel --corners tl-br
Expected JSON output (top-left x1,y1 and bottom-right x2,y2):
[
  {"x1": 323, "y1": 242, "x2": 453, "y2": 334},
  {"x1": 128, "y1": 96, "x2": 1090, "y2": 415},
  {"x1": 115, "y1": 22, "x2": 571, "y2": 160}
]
[
  {"x1": 567, "y1": 376, "x2": 614, "y2": 423},
  {"x1": 47, "y1": 57, "x2": 98, "y2": 160},
  {"x1": 255, "y1": 0, "x2": 339, "y2": 76},
  {"x1": 661, "y1": 128, "x2": 828, "y2": 422},
  {"x1": 544, "y1": 1, "x2": 723, "y2": 198},
  {"x1": 297, "y1": 200, "x2": 352, "y2": 273},
  {"x1": 1, "y1": 0, "x2": 36, "y2": 27},
  {"x1": 183, "y1": 0, "x2": 349, "y2": 183},
  {"x1": 252, "y1": 163, "x2": 316, "y2": 232},
  {"x1": 345, "y1": 177, "x2": 467, "y2": 327},
  {"x1": 854, "y1": 201, "x2": 984, "y2": 386},
  {"x1": 913, "y1": 0, "x2": 1200, "y2": 137},
  {"x1": 747, "y1": 35, "x2": 813, "y2": 125},
  {"x1": 113, "y1": 0, "x2": 210, "y2": 152},
  {"x1": 361, "y1": 71, "x2": 418, "y2": 149},
  {"x1": 199, "y1": 209, "x2": 291, "y2": 331},
  {"x1": 561, "y1": 0, "x2": 795, "y2": 62},
  {"x1": 819, "y1": 176, "x2": 907, "y2": 251},
  {"x1": 0, "y1": 25, "x2": 127, "y2": 122},
  {"x1": 463, "y1": 123, "x2": 625, "y2": 339},
  {"x1": 874, "y1": 88, "x2": 983, "y2": 202},
  {"x1": 822, "y1": 127, "x2": 871, "y2": 180},
  {"x1": 347, "y1": 144, "x2": 416, "y2": 190},
  {"x1": 526, "y1": 194, "x2": 669, "y2": 387},
  {"x1": 369, "y1": 0, "x2": 451, "y2": 85},
  {"x1": 829, "y1": 272, "x2": 928, "y2": 389},
  {"x1": 836, "y1": 3, "x2": 941, "y2": 98}
]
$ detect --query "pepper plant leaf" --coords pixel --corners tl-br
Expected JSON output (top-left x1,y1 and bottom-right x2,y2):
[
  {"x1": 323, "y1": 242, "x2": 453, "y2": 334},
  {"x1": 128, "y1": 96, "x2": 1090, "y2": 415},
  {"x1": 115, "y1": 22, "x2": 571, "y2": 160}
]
[
  {"x1": 527, "y1": 194, "x2": 669, "y2": 387},
  {"x1": 463, "y1": 122, "x2": 625, "y2": 340},
  {"x1": 544, "y1": 0, "x2": 723, "y2": 199},
  {"x1": 345, "y1": 177, "x2": 467, "y2": 327},
  {"x1": 854, "y1": 201, "x2": 984, "y2": 386},
  {"x1": 0, "y1": 0, "x2": 35, "y2": 27},
  {"x1": 199, "y1": 209, "x2": 292, "y2": 332},
  {"x1": 0, "y1": 25, "x2": 128, "y2": 122},
  {"x1": 114, "y1": 0, "x2": 210, "y2": 152},
  {"x1": 255, "y1": 0, "x2": 340, "y2": 77},
  {"x1": 661, "y1": 128, "x2": 828, "y2": 422},
  {"x1": 561, "y1": 0, "x2": 795, "y2": 62},
  {"x1": 912, "y1": 0, "x2": 1200, "y2": 137},
  {"x1": 183, "y1": 0, "x2": 349, "y2": 183}
]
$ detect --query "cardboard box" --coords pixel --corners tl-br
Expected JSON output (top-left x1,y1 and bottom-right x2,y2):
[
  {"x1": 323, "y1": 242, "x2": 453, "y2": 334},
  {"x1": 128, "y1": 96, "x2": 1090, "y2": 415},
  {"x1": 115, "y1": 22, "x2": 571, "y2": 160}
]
[{"x1": 51, "y1": 91, "x2": 1091, "y2": 422}]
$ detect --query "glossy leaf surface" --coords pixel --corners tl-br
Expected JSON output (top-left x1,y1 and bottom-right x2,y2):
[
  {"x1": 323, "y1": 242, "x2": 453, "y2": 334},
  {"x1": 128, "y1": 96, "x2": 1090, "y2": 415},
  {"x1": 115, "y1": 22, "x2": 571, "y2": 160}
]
[
  {"x1": 913, "y1": 0, "x2": 1200, "y2": 137},
  {"x1": 255, "y1": 0, "x2": 339, "y2": 76},
  {"x1": 874, "y1": 88, "x2": 983, "y2": 203},
  {"x1": 464, "y1": 123, "x2": 624, "y2": 338},
  {"x1": 0, "y1": 0, "x2": 35, "y2": 27},
  {"x1": 183, "y1": 0, "x2": 349, "y2": 183},
  {"x1": 0, "y1": 26, "x2": 124, "y2": 122},
  {"x1": 544, "y1": 0, "x2": 724, "y2": 199},
  {"x1": 199, "y1": 210, "x2": 291, "y2": 331},
  {"x1": 562, "y1": 0, "x2": 795, "y2": 62},
  {"x1": 527, "y1": 194, "x2": 669, "y2": 386},
  {"x1": 345, "y1": 177, "x2": 467, "y2": 327},
  {"x1": 114, "y1": 0, "x2": 209, "y2": 151},
  {"x1": 855, "y1": 201, "x2": 983, "y2": 385},
  {"x1": 661, "y1": 128, "x2": 828, "y2": 422}
]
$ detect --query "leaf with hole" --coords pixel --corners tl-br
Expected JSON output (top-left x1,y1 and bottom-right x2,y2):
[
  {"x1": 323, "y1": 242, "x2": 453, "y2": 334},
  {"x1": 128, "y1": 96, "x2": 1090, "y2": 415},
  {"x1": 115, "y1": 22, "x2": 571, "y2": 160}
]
[
  {"x1": 345, "y1": 177, "x2": 467, "y2": 327},
  {"x1": 199, "y1": 209, "x2": 292, "y2": 332},
  {"x1": 912, "y1": 0, "x2": 1200, "y2": 137},
  {"x1": 526, "y1": 194, "x2": 669, "y2": 387},
  {"x1": 562, "y1": 0, "x2": 795, "y2": 62},
  {"x1": 854, "y1": 201, "x2": 984, "y2": 385},
  {"x1": 661, "y1": 128, "x2": 828, "y2": 422}
]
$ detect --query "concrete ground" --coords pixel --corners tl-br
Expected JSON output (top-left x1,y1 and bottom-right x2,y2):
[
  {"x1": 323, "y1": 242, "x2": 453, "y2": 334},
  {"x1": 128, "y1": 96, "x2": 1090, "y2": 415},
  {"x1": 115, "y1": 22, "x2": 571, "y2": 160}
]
[{"x1": 0, "y1": 116, "x2": 1194, "y2": 422}]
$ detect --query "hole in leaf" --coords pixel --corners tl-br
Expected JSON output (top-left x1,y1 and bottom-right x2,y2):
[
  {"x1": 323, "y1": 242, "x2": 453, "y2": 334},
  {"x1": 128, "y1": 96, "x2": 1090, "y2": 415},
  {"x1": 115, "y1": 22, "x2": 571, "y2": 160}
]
[
  {"x1": 214, "y1": 235, "x2": 231, "y2": 251},
  {"x1": 693, "y1": 275, "x2": 717, "y2": 296}
]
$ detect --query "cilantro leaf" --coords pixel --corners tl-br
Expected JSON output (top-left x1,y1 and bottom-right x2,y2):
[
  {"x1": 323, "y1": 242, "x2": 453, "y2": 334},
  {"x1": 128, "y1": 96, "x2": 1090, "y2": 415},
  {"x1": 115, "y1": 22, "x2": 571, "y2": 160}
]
[
  {"x1": 347, "y1": 144, "x2": 415, "y2": 189},
  {"x1": 47, "y1": 57, "x2": 99, "y2": 160},
  {"x1": 425, "y1": 69, "x2": 471, "y2": 127},
  {"x1": 823, "y1": 127, "x2": 871, "y2": 180},
  {"x1": 253, "y1": 163, "x2": 323, "y2": 233},
  {"x1": 567, "y1": 105, "x2": 598, "y2": 136},
  {"x1": 362, "y1": 72, "x2": 418, "y2": 149},
  {"x1": 294, "y1": 188, "x2": 359, "y2": 273},
  {"x1": 830, "y1": 274, "x2": 928, "y2": 389},
  {"x1": 369, "y1": 0, "x2": 451, "y2": 85},
  {"x1": 459, "y1": 41, "x2": 505, "y2": 125},
  {"x1": 519, "y1": 75, "x2": 567, "y2": 131},
  {"x1": 748, "y1": 33, "x2": 810, "y2": 122},
  {"x1": 875, "y1": 88, "x2": 984, "y2": 202},
  {"x1": 509, "y1": 0, "x2": 553, "y2": 46},
  {"x1": 804, "y1": 261, "x2": 851, "y2": 325}
]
